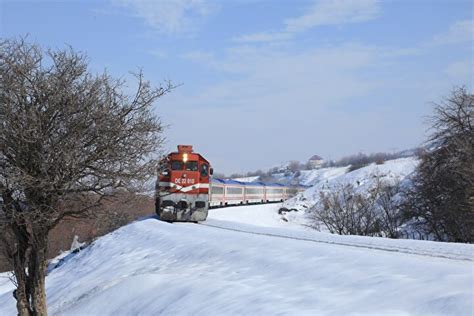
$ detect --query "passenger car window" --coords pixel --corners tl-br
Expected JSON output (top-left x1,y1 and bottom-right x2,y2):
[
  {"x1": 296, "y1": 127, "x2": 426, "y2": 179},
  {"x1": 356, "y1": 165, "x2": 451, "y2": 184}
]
[
  {"x1": 211, "y1": 186, "x2": 223, "y2": 194},
  {"x1": 185, "y1": 161, "x2": 198, "y2": 171},
  {"x1": 171, "y1": 161, "x2": 183, "y2": 170},
  {"x1": 201, "y1": 164, "x2": 209, "y2": 177}
]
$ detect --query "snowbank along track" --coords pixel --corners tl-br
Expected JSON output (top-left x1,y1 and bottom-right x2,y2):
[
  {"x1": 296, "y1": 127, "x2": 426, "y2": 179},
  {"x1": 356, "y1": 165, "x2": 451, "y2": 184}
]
[{"x1": 198, "y1": 222, "x2": 473, "y2": 262}]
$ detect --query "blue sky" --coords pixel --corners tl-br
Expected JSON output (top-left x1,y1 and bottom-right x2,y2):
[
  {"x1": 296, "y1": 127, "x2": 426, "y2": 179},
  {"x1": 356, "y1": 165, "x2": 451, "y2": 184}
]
[{"x1": 1, "y1": 0, "x2": 472, "y2": 174}]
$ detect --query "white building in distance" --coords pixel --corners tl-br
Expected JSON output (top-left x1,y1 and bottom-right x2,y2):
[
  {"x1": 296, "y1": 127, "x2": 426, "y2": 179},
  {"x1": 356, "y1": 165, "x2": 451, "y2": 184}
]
[{"x1": 308, "y1": 155, "x2": 324, "y2": 169}]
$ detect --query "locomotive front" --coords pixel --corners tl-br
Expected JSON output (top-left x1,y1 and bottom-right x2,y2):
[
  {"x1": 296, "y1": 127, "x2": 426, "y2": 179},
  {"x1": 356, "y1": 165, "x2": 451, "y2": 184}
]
[{"x1": 156, "y1": 145, "x2": 212, "y2": 222}]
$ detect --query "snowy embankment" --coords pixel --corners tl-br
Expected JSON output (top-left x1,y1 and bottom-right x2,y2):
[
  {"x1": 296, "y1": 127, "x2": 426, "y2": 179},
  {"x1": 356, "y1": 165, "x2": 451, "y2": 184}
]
[
  {"x1": 1, "y1": 205, "x2": 472, "y2": 315},
  {"x1": 207, "y1": 204, "x2": 473, "y2": 261},
  {"x1": 208, "y1": 203, "x2": 308, "y2": 229},
  {"x1": 0, "y1": 273, "x2": 14, "y2": 298}
]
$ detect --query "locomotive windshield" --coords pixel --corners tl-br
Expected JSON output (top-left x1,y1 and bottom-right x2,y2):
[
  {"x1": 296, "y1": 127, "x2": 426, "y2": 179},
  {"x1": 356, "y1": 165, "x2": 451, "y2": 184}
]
[
  {"x1": 200, "y1": 164, "x2": 209, "y2": 177},
  {"x1": 171, "y1": 161, "x2": 183, "y2": 170},
  {"x1": 185, "y1": 161, "x2": 198, "y2": 171}
]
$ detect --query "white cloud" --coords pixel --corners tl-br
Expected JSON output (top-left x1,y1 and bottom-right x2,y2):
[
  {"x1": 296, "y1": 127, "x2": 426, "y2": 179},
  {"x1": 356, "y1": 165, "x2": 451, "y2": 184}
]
[
  {"x1": 170, "y1": 43, "x2": 381, "y2": 121},
  {"x1": 285, "y1": 0, "x2": 380, "y2": 32},
  {"x1": 183, "y1": 43, "x2": 377, "y2": 77},
  {"x1": 147, "y1": 49, "x2": 168, "y2": 59},
  {"x1": 233, "y1": 31, "x2": 292, "y2": 43},
  {"x1": 445, "y1": 60, "x2": 473, "y2": 81},
  {"x1": 180, "y1": 50, "x2": 214, "y2": 62},
  {"x1": 236, "y1": 0, "x2": 380, "y2": 44},
  {"x1": 431, "y1": 20, "x2": 473, "y2": 46},
  {"x1": 112, "y1": 0, "x2": 216, "y2": 35}
]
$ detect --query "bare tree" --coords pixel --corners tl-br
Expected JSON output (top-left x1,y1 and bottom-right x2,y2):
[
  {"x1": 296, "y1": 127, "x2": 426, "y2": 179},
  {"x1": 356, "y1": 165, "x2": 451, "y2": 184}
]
[
  {"x1": 310, "y1": 183, "x2": 380, "y2": 236},
  {"x1": 374, "y1": 176, "x2": 404, "y2": 238},
  {"x1": 0, "y1": 38, "x2": 171, "y2": 315},
  {"x1": 310, "y1": 174, "x2": 405, "y2": 238},
  {"x1": 404, "y1": 87, "x2": 473, "y2": 242},
  {"x1": 287, "y1": 160, "x2": 302, "y2": 172},
  {"x1": 328, "y1": 151, "x2": 415, "y2": 169}
]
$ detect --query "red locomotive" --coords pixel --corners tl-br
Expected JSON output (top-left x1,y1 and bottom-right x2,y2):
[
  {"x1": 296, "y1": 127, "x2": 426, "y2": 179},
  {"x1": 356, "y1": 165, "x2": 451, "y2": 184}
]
[{"x1": 156, "y1": 145, "x2": 212, "y2": 222}]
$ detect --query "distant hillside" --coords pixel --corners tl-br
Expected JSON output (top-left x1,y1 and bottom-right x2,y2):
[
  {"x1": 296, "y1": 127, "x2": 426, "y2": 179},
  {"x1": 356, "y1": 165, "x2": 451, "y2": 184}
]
[
  {"x1": 231, "y1": 176, "x2": 260, "y2": 183},
  {"x1": 231, "y1": 148, "x2": 422, "y2": 186},
  {"x1": 283, "y1": 157, "x2": 418, "y2": 211}
]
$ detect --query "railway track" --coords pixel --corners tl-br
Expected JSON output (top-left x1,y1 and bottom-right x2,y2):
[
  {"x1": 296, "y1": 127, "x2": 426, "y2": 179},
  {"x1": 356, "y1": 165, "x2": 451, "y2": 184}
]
[{"x1": 199, "y1": 221, "x2": 473, "y2": 262}]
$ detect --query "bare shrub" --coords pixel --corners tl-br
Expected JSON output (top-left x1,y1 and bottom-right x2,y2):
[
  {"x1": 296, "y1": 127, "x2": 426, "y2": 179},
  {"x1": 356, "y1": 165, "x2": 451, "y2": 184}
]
[
  {"x1": 310, "y1": 174, "x2": 405, "y2": 238},
  {"x1": 310, "y1": 183, "x2": 380, "y2": 236},
  {"x1": 326, "y1": 150, "x2": 418, "y2": 169},
  {"x1": 373, "y1": 177, "x2": 404, "y2": 238},
  {"x1": 288, "y1": 160, "x2": 304, "y2": 172}
]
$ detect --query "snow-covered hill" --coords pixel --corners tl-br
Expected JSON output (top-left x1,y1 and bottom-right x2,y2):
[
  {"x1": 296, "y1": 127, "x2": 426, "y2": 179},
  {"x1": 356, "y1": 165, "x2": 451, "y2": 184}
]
[
  {"x1": 231, "y1": 176, "x2": 260, "y2": 183},
  {"x1": 294, "y1": 166, "x2": 349, "y2": 186},
  {"x1": 283, "y1": 157, "x2": 418, "y2": 211},
  {"x1": 266, "y1": 165, "x2": 349, "y2": 186},
  {"x1": 0, "y1": 202, "x2": 472, "y2": 315}
]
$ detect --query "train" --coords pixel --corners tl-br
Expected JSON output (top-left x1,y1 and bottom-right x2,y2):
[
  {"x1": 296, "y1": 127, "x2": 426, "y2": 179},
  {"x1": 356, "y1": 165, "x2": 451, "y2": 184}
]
[{"x1": 155, "y1": 145, "x2": 304, "y2": 222}]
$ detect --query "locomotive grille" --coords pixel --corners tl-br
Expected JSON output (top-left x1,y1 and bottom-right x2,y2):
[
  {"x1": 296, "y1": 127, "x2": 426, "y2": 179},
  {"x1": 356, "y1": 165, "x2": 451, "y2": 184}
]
[
  {"x1": 162, "y1": 200, "x2": 175, "y2": 207},
  {"x1": 195, "y1": 201, "x2": 206, "y2": 208},
  {"x1": 177, "y1": 200, "x2": 188, "y2": 210}
]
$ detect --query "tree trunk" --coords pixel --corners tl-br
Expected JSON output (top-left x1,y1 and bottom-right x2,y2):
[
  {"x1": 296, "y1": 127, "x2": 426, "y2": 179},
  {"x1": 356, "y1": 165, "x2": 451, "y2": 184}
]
[
  {"x1": 30, "y1": 245, "x2": 48, "y2": 316},
  {"x1": 26, "y1": 233, "x2": 48, "y2": 316},
  {"x1": 10, "y1": 223, "x2": 33, "y2": 316},
  {"x1": 13, "y1": 266, "x2": 32, "y2": 316},
  {"x1": 9, "y1": 222, "x2": 49, "y2": 316}
]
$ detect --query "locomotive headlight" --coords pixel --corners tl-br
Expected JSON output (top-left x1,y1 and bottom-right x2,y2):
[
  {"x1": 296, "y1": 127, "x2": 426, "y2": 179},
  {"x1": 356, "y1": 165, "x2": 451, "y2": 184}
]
[{"x1": 183, "y1": 153, "x2": 188, "y2": 163}]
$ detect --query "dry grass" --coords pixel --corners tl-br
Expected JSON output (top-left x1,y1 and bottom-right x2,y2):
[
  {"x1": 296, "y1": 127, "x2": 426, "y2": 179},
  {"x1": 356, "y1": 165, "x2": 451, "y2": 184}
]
[{"x1": 0, "y1": 193, "x2": 155, "y2": 273}]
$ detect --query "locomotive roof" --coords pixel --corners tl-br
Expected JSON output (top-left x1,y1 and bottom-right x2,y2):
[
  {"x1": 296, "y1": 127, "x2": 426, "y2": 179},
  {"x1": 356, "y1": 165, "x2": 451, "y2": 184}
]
[{"x1": 168, "y1": 151, "x2": 210, "y2": 164}]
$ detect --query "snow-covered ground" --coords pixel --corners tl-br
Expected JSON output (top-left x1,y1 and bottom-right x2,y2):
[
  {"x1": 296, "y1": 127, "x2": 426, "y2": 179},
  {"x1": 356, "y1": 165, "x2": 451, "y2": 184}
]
[
  {"x1": 208, "y1": 203, "x2": 308, "y2": 229},
  {"x1": 0, "y1": 202, "x2": 472, "y2": 315},
  {"x1": 0, "y1": 273, "x2": 14, "y2": 298},
  {"x1": 207, "y1": 204, "x2": 473, "y2": 261}
]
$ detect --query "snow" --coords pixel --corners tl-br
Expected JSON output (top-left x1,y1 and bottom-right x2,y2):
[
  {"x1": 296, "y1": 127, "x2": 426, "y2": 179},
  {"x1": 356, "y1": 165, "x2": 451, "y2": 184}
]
[
  {"x1": 296, "y1": 166, "x2": 349, "y2": 186},
  {"x1": 231, "y1": 176, "x2": 260, "y2": 182},
  {"x1": 208, "y1": 203, "x2": 307, "y2": 230},
  {"x1": 284, "y1": 157, "x2": 419, "y2": 211},
  {"x1": 263, "y1": 165, "x2": 349, "y2": 186},
  {"x1": 208, "y1": 204, "x2": 473, "y2": 261},
  {"x1": 0, "y1": 273, "x2": 14, "y2": 299},
  {"x1": 0, "y1": 204, "x2": 472, "y2": 315}
]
